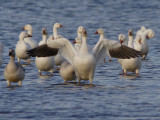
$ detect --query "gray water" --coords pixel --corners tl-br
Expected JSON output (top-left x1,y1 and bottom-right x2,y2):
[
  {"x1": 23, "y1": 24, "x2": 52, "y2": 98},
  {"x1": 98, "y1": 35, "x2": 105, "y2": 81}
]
[{"x1": 0, "y1": 0, "x2": 160, "y2": 120}]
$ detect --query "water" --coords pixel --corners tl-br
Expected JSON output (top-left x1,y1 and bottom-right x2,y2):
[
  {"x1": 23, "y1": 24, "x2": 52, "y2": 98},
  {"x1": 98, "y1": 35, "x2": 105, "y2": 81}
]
[{"x1": 0, "y1": 0, "x2": 160, "y2": 119}]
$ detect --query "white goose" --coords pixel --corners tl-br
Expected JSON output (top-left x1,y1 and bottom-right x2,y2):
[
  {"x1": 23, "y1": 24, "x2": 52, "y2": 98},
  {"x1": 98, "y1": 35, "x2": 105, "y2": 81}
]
[
  {"x1": 4, "y1": 49, "x2": 25, "y2": 86},
  {"x1": 72, "y1": 26, "x2": 84, "y2": 52},
  {"x1": 28, "y1": 29, "x2": 141, "y2": 84},
  {"x1": 53, "y1": 23, "x2": 65, "y2": 66},
  {"x1": 0, "y1": 41, "x2": 4, "y2": 66},
  {"x1": 35, "y1": 28, "x2": 55, "y2": 75},
  {"x1": 95, "y1": 28, "x2": 112, "y2": 62},
  {"x1": 15, "y1": 32, "x2": 31, "y2": 64},
  {"x1": 22, "y1": 24, "x2": 38, "y2": 48},
  {"x1": 60, "y1": 61, "x2": 76, "y2": 83},
  {"x1": 141, "y1": 29, "x2": 155, "y2": 59},
  {"x1": 118, "y1": 30, "x2": 141, "y2": 76}
]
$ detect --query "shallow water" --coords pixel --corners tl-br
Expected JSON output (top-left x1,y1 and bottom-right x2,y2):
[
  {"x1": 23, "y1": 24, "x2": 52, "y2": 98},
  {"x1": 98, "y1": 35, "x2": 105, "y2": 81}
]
[{"x1": 0, "y1": 0, "x2": 160, "y2": 119}]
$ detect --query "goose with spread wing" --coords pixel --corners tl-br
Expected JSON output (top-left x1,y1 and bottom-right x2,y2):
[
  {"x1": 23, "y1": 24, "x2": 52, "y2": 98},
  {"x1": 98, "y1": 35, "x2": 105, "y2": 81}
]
[
  {"x1": 27, "y1": 29, "x2": 141, "y2": 84},
  {"x1": 35, "y1": 28, "x2": 55, "y2": 75}
]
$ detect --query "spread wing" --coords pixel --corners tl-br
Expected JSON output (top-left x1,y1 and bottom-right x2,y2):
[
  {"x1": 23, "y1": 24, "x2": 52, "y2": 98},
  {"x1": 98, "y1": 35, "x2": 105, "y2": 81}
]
[
  {"x1": 27, "y1": 38, "x2": 77, "y2": 64},
  {"x1": 92, "y1": 38, "x2": 141, "y2": 64}
]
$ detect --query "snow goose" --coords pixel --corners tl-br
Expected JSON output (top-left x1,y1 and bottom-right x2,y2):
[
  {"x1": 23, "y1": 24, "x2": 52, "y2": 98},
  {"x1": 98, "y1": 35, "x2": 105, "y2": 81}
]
[
  {"x1": 15, "y1": 32, "x2": 31, "y2": 64},
  {"x1": 4, "y1": 49, "x2": 25, "y2": 86},
  {"x1": 27, "y1": 29, "x2": 141, "y2": 84},
  {"x1": 118, "y1": 31, "x2": 141, "y2": 76},
  {"x1": 0, "y1": 41, "x2": 4, "y2": 66},
  {"x1": 52, "y1": 23, "x2": 65, "y2": 66},
  {"x1": 60, "y1": 61, "x2": 76, "y2": 83},
  {"x1": 22, "y1": 24, "x2": 38, "y2": 48},
  {"x1": 95, "y1": 28, "x2": 112, "y2": 62},
  {"x1": 141, "y1": 29, "x2": 155, "y2": 59},
  {"x1": 35, "y1": 28, "x2": 55, "y2": 75}
]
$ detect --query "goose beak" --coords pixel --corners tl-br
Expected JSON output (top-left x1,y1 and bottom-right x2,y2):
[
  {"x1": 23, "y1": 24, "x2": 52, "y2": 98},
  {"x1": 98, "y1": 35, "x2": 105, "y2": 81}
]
[
  {"x1": 72, "y1": 40, "x2": 76, "y2": 44},
  {"x1": 60, "y1": 24, "x2": 63, "y2": 27},
  {"x1": 42, "y1": 30, "x2": 45, "y2": 34},
  {"x1": 139, "y1": 40, "x2": 142, "y2": 44},
  {"x1": 95, "y1": 31, "x2": 98, "y2": 34},
  {"x1": 120, "y1": 39, "x2": 123, "y2": 44},
  {"x1": 21, "y1": 27, "x2": 25, "y2": 30}
]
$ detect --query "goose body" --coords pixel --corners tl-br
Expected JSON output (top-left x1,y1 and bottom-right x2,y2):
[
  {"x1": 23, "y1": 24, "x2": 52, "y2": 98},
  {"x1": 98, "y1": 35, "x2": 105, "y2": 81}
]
[
  {"x1": 4, "y1": 49, "x2": 25, "y2": 86},
  {"x1": 35, "y1": 28, "x2": 55, "y2": 75},
  {"x1": 60, "y1": 61, "x2": 76, "y2": 83},
  {"x1": 15, "y1": 32, "x2": 31, "y2": 64},
  {"x1": 118, "y1": 30, "x2": 141, "y2": 76}
]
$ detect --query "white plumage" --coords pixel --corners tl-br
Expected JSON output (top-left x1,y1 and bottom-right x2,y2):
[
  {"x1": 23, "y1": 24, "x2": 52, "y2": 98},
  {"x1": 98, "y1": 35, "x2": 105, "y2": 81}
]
[
  {"x1": 22, "y1": 24, "x2": 38, "y2": 49},
  {"x1": 15, "y1": 32, "x2": 31, "y2": 64},
  {"x1": 35, "y1": 28, "x2": 55, "y2": 75}
]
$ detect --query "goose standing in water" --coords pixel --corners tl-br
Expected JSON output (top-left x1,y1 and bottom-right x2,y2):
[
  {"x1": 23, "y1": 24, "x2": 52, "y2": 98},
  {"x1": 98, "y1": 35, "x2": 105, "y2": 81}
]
[
  {"x1": 4, "y1": 49, "x2": 25, "y2": 86},
  {"x1": 27, "y1": 29, "x2": 141, "y2": 84},
  {"x1": 22, "y1": 24, "x2": 38, "y2": 48},
  {"x1": 35, "y1": 28, "x2": 55, "y2": 76},
  {"x1": 15, "y1": 32, "x2": 31, "y2": 64},
  {"x1": 118, "y1": 30, "x2": 141, "y2": 76}
]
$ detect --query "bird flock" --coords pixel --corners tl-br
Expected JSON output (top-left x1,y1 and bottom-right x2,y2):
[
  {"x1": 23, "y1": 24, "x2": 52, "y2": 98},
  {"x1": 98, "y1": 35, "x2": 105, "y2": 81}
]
[{"x1": 0, "y1": 23, "x2": 155, "y2": 86}]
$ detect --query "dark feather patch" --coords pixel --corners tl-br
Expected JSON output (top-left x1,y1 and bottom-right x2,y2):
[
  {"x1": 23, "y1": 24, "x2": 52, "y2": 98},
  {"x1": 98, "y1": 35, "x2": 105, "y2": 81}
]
[
  {"x1": 109, "y1": 45, "x2": 141, "y2": 59},
  {"x1": 27, "y1": 44, "x2": 59, "y2": 57}
]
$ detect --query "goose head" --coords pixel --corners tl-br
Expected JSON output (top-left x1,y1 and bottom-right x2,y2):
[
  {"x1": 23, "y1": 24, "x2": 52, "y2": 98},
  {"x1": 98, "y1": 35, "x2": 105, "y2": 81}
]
[
  {"x1": 128, "y1": 29, "x2": 134, "y2": 37},
  {"x1": 146, "y1": 29, "x2": 155, "y2": 39},
  {"x1": 9, "y1": 49, "x2": 15, "y2": 57},
  {"x1": 77, "y1": 26, "x2": 84, "y2": 33},
  {"x1": 21, "y1": 24, "x2": 32, "y2": 31},
  {"x1": 95, "y1": 28, "x2": 104, "y2": 35},
  {"x1": 141, "y1": 26, "x2": 146, "y2": 31},
  {"x1": 19, "y1": 32, "x2": 31, "y2": 40},
  {"x1": 118, "y1": 34, "x2": 127, "y2": 45},
  {"x1": 48, "y1": 35, "x2": 54, "y2": 40},
  {"x1": 72, "y1": 37, "x2": 82, "y2": 44},
  {"x1": 54, "y1": 23, "x2": 63, "y2": 29},
  {"x1": 42, "y1": 28, "x2": 48, "y2": 35}
]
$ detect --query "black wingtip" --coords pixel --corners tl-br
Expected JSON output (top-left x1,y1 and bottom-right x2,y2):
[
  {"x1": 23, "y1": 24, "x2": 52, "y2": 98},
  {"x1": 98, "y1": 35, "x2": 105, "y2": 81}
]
[{"x1": 27, "y1": 44, "x2": 59, "y2": 57}]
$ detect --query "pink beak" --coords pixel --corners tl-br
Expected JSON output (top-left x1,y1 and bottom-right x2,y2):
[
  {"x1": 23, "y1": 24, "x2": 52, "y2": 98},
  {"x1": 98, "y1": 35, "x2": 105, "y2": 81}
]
[
  {"x1": 120, "y1": 39, "x2": 123, "y2": 44},
  {"x1": 72, "y1": 40, "x2": 76, "y2": 44},
  {"x1": 139, "y1": 40, "x2": 141, "y2": 44},
  {"x1": 95, "y1": 31, "x2": 98, "y2": 34},
  {"x1": 21, "y1": 27, "x2": 25, "y2": 30}
]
